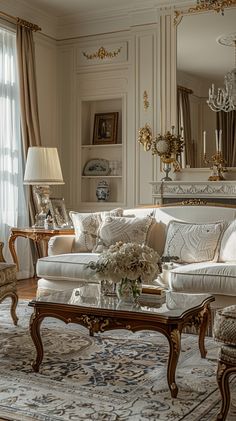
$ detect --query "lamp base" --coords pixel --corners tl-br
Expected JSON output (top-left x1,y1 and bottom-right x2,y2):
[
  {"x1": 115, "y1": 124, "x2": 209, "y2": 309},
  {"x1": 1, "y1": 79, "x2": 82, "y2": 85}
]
[{"x1": 33, "y1": 185, "x2": 51, "y2": 228}]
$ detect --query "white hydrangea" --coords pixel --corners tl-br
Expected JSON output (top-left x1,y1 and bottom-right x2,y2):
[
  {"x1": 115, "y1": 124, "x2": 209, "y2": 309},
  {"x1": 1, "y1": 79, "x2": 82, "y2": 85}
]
[{"x1": 89, "y1": 242, "x2": 161, "y2": 283}]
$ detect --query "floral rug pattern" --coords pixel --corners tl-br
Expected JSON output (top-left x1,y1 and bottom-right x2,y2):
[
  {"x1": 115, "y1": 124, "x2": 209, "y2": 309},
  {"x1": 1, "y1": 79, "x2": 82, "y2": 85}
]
[{"x1": 0, "y1": 299, "x2": 235, "y2": 421}]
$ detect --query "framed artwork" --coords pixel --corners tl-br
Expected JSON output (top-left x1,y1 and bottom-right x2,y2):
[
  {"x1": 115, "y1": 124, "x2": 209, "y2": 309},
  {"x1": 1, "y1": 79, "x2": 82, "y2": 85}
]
[
  {"x1": 49, "y1": 197, "x2": 71, "y2": 228},
  {"x1": 93, "y1": 112, "x2": 119, "y2": 145}
]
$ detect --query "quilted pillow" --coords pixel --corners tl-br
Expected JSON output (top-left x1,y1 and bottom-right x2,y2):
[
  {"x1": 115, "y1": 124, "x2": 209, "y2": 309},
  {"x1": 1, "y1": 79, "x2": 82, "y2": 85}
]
[
  {"x1": 70, "y1": 208, "x2": 123, "y2": 252},
  {"x1": 163, "y1": 220, "x2": 224, "y2": 263},
  {"x1": 218, "y1": 219, "x2": 236, "y2": 262},
  {"x1": 93, "y1": 215, "x2": 154, "y2": 252}
]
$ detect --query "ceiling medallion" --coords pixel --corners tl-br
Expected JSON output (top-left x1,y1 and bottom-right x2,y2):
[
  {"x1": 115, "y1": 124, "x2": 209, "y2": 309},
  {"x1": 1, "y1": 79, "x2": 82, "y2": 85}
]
[{"x1": 83, "y1": 46, "x2": 122, "y2": 60}]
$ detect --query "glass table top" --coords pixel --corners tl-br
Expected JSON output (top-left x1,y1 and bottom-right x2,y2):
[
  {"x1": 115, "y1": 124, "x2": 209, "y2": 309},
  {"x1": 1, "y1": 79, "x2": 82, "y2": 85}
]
[{"x1": 33, "y1": 284, "x2": 214, "y2": 318}]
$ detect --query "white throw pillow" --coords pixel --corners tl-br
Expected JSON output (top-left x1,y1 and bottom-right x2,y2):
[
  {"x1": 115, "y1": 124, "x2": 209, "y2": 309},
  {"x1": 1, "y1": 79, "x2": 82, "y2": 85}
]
[
  {"x1": 163, "y1": 220, "x2": 224, "y2": 263},
  {"x1": 93, "y1": 215, "x2": 154, "y2": 252},
  {"x1": 218, "y1": 219, "x2": 236, "y2": 262},
  {"x1": 70, "y1": 208, "x2": 123, "y2": 252}
]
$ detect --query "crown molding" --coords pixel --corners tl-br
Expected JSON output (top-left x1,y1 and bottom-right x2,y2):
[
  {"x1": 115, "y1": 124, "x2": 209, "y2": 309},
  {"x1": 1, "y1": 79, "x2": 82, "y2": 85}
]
[{"x1": 0, "y1": 0, "x2": 193, "y2": 39}]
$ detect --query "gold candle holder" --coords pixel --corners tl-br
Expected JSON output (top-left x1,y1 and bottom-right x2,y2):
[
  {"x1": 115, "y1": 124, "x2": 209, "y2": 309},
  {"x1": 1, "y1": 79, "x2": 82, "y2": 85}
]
[{"x1": 203, "y1": 151, "x2": 227, "y2": 181}]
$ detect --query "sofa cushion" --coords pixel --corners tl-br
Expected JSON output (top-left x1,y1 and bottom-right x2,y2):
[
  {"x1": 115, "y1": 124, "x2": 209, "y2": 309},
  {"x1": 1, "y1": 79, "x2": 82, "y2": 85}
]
[
  {"x1": 93, "y1": 215, "x2": 154, "y2": 252},
  {"x1": 37, "y1": 253, "x2": 100, "y2": 283},
  {"x1": 218, "y1": 219, "x2": 236, "y2": 262},
  {"x1": 163, "y1": 220, "x2": 224, "y2": 263},
  {"x1": 70, "y1": 208, "x2": 123, "y2": 252},
  {"x1": 169, "y1": 262, "x2": 236, "y2": 296}
]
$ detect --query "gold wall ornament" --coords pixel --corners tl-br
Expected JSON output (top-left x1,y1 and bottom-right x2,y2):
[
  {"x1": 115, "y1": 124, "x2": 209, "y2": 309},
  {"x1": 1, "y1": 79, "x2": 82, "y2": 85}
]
[
  {"x1": 143, "y1": 91, "x2": 150, "y2": 110},
  {"x1": 138, "y1": 124, "x2": 153, "y2": 152},
  {"x1": 138, "y1": 125, "x2": 184, "y2": 180},
  {"x1": 83, "y1": 46, "x2": 122, "y2": 60}
]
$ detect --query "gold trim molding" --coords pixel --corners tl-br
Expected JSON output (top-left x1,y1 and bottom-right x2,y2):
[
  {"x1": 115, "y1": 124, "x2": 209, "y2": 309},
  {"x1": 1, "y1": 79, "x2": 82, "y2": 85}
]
[
  {"x1": 174, "y1": 0, "x2": 236, "y2": 25},
  {"x1": 83, "y1": 46, "x2": 122, "y2": 60}
]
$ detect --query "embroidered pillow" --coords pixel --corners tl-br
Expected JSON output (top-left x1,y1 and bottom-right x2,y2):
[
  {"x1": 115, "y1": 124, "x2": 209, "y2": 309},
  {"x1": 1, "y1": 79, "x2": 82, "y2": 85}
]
[
  {"x1": 70, "y1": 208, "x2": 123, "y2": 252},
  {"x1": 163, "y1": 220, "x2": 224, "y2": 263},
  {"x1": 218, "y1": 219, "x2": 236, "y2": 262},
  {"x1": 93, "y1": 215, "x2": 154, "y2": 252}
]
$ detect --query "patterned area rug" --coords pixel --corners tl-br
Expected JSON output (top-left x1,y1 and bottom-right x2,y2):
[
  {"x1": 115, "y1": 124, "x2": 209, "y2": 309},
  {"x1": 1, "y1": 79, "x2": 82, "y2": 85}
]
[{"x1": 0, "y1": 299, "x2": 235, "y2": 421}]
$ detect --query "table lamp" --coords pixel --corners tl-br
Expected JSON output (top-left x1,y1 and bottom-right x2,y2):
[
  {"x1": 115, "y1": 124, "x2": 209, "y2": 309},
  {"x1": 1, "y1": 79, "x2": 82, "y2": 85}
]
[{"x1": 24, "y1": 146, "x2": 64, "y2": 227}]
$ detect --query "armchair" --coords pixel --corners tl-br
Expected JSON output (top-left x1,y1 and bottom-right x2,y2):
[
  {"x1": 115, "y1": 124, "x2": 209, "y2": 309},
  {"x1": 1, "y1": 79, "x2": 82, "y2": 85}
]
[{"x1": 0, "y1": 241, "x2": 18, "y2": 325}]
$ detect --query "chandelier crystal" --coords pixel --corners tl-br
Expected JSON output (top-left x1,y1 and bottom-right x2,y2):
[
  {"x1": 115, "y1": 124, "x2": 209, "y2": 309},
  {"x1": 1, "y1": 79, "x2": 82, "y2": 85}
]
[{"x1": 207, "y1": 34, "x2": 236, "y2": 112}]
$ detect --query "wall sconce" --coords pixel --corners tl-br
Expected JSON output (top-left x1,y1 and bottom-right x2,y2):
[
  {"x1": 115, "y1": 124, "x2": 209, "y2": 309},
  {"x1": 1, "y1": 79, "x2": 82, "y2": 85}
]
[
  {"x1": 24, "y1": 147, "x2": 64, "y2": 227},
  {"x1": 138, "y1": 125, "x2": 184, "y2": 180}
]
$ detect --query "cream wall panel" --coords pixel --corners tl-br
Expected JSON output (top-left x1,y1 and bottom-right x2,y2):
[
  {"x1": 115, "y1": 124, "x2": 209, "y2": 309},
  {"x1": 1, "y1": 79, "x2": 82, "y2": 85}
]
[
  {"x1": 57, "y1": 46, "x2": 77, "y2": 211},
  {"x1": 135, "y1": 29, "x2": 158, "y2": 205}
]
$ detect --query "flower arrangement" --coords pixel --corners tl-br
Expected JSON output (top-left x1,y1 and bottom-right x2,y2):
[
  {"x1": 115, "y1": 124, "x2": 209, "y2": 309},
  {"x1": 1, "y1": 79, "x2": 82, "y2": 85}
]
[{"x1": 89, "y1": 241, "x2": 161, "y2": 284}]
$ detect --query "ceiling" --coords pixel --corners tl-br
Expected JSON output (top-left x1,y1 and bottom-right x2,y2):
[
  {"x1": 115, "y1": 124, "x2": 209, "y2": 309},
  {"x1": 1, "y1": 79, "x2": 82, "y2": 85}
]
[{"x1": 21, "y1": 0, "x2": 173, "y2": 18}]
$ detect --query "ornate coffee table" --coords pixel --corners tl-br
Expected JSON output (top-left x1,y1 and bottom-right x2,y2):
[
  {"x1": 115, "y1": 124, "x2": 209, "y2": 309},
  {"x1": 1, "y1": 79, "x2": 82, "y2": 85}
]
[{"x1": 28, "y1": 289, "x2": 214, "y2": 398}]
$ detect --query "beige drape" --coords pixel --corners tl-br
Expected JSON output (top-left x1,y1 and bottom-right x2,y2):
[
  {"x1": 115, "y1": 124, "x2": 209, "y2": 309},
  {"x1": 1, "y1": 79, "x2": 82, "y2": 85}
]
[
  {"x1": 217, "y1": 111, "x2": 236, "y2": 167},
  {"x1": 16, "y1": 24, "x2": 42, "y2": 225},
  {"x1": 177, "y1": 86, "x2": 196, "y2": 168}
]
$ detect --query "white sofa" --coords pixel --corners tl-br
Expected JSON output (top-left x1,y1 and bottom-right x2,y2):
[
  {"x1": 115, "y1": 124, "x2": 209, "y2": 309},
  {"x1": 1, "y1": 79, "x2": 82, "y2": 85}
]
[{"x1": 36, "y1": 205, "x2": 236, "y2": 309}]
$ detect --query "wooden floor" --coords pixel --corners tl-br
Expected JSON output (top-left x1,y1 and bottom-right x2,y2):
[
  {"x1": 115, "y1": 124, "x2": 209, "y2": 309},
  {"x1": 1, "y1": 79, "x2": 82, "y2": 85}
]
[{"x1": 17, "y1": 277, "x2": 38, "y2": 299}]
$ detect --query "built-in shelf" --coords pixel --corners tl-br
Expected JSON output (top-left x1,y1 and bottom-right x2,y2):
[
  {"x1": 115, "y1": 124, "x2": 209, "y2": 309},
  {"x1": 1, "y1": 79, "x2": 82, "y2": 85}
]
[{"x1": 80, "y1": 97, "x2": 124, "y2": 207}]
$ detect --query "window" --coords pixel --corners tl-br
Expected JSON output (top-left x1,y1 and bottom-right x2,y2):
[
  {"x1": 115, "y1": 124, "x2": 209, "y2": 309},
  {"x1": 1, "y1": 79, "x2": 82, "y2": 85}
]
[{"x1": 0, "y1": 27, "x2": 33, "y2": 277}]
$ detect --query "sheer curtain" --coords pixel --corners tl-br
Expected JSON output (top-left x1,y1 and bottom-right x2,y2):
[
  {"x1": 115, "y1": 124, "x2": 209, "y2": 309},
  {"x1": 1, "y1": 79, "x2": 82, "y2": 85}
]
[{"x1": 0, "y1": 27, "x2": 33, "y2": 278}]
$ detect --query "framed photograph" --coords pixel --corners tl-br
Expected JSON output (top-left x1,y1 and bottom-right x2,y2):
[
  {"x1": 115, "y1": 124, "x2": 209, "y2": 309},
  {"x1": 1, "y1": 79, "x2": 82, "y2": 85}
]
[
  {"x1": 93, "y1": 112, "x2": 119, "y2": 145},
  {"x1": 49, "y1": 197, "x2": 70, "y2": 228}
]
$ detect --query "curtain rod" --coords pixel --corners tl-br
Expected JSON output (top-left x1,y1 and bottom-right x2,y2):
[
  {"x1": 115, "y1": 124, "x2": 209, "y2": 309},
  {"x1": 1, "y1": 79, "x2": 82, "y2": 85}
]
[
  {"x1": 0, "y1": 10, "x2": 41, "y2": 31},
  {"x1": 177, "y1": 85, "x2": 193, "y2": 95}
]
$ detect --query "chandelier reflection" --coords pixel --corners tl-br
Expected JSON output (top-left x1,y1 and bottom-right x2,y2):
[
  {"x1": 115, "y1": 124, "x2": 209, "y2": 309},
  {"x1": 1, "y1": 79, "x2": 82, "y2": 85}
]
[
  {"x1": 207, "y1": 33, "x2": 236, "y2": 112},
  {"x1": 138, "y1": 125, "x2": 184, "y2": 181}
]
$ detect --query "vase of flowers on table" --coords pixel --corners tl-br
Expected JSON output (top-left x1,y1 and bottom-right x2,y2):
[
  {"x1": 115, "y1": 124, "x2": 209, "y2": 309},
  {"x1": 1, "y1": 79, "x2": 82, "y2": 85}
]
[{"x1": 89, "y1": 242, "x2": 161, "y2": 304}]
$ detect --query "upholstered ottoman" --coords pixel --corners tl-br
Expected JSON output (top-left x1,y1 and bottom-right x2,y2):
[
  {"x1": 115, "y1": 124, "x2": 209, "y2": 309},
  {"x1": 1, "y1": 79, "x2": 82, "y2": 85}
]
[
  {"x1": 214, "y1": 305, "x2": 236, "y2": 420},
  {"x1": 0, "y1": 262, "x2": 18, "y2": 325}
]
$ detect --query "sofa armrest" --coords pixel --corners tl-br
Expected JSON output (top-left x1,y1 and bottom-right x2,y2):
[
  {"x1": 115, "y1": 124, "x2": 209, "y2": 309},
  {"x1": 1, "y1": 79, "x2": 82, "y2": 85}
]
[{"x1": 48, "y1": 235, "x2": 75, "y2": 256}]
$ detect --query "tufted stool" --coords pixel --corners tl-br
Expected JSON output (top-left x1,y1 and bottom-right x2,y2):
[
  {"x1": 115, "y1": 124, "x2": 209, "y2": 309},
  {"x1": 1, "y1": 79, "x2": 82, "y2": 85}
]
[
  {"x1": 0, "y1": 242, "x2": 18, "y2": 325},
  {"x1": 214, "y1": 305, "x2": 236, "y2": 420}
]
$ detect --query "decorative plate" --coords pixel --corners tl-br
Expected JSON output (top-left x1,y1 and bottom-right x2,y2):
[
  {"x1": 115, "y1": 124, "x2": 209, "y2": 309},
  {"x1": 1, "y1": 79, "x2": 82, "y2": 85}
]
[{"x1": 83, "y1": 159, "x2": 110, "y2": 176}]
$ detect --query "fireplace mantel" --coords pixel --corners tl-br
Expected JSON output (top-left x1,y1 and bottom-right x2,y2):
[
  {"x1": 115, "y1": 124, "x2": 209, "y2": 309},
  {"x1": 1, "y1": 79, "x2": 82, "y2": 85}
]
[{"x1": 150, "y1": 181, "x2": 236, "y2": 205}]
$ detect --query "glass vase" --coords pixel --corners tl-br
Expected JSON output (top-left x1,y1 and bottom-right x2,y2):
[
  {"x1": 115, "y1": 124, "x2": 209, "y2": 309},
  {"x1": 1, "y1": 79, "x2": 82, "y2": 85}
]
[
  {"x1": 116, "y1": 278, "x2": 142, "y2": 304},
  {"x1": 100, "y1": 280, "x2": 117, "y2": 297}
]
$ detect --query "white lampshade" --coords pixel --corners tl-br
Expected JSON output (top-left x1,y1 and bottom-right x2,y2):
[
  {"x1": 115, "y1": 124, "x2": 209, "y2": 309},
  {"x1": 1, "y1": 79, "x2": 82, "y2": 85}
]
[{"x1": 24, "y1": 147, "x2": 64, "y2": 185}]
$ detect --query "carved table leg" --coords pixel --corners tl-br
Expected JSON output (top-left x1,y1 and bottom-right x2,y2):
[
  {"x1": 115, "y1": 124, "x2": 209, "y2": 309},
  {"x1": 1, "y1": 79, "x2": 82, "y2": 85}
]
[
  {"x1": 216, "y1": 360, "x2": 236, "y2": 421},
  {"x1": 29, "y1": 310, "x2": 44, "y2": 372},
  {"x1": 8, "y1": 233, "x2": 19, "y2": 270},
  {"x1": 167, "y1": 328, "x2": 181, "y2": 398},
  {"x1": 10, "y1": 291, "x2": 18, "y2": 325},
  {"x1": 198, "y1": 305, "x2": 210, "y2": 358}
]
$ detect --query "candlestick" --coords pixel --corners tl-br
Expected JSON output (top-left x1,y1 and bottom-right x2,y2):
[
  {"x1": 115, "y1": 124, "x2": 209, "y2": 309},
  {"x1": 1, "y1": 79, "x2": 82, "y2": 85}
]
[
  {"x1": 215, "y1": 129, "x2": 219, "y2": 152},
  {"x1": 203, "y1": 131, "x2": 206, "y2": 155},
  {"x1": 219, "y1": 129, "x2": 222, "y2": 152}
]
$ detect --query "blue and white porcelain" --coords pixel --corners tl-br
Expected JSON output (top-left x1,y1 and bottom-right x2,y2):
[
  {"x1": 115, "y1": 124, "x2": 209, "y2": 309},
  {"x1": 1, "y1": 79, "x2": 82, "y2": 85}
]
[{"x1": 96, "y1": 179, "x2": 110, "y2": 201}]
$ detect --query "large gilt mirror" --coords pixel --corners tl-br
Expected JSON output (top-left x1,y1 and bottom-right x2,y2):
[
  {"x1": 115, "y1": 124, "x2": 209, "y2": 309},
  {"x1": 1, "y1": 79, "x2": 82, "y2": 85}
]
[{"x1": 177, "y1": 5, "x2": 236, "y2": 168}]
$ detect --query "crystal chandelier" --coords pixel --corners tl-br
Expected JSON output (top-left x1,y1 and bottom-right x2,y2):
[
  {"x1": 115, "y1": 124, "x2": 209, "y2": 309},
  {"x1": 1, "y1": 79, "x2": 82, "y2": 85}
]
[{"x1": 207, "y1": 34, "x2": 236, "y2": 112}]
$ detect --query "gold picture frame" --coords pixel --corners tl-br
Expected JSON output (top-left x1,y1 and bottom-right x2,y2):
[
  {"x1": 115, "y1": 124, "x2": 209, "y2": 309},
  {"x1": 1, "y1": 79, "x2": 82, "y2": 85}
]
[{"x1": 93, "y1": 112, "x2": 118, "y2": 145}]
